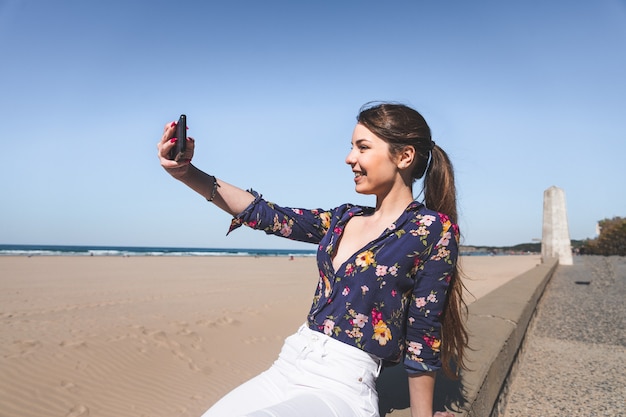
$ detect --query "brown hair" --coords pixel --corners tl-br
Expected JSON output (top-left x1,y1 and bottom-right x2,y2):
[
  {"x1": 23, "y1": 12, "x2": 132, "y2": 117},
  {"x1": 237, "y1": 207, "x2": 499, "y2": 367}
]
[{"x1": 357, "y1": 102, "x2": 468, "y2": 378}]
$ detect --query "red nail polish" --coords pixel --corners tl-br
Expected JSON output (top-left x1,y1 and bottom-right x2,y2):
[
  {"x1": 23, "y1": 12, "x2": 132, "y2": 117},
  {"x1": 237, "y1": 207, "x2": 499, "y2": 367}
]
[
  {"x1": 170, "y1": 121, "x2": 177, "y2": 128},
  {"x1": 170, "y1": 138, "x2": 177, "y2": 143}
]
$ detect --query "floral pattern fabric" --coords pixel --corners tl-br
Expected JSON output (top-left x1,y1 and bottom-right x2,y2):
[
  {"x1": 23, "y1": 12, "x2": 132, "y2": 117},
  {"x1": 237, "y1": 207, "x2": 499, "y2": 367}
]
[{"x1": 228, "y1": 190, "x2": 459, "y2": 374}]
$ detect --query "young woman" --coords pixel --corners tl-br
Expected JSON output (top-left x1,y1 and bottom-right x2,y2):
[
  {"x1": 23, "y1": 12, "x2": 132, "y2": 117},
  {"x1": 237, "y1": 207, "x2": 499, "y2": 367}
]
[{"x1": 157, "y1": 102, "x2": 468, "y2": 417}]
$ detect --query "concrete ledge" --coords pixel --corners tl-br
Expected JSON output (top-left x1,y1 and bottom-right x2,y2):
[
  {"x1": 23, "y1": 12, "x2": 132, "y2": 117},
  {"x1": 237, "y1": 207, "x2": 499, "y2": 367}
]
[
  {"x1": 454, "y1": 257, "x2": 558, "y2": 416},
  {"x1": 379, "y1": 257, "x2": 558, "y2": 416}
]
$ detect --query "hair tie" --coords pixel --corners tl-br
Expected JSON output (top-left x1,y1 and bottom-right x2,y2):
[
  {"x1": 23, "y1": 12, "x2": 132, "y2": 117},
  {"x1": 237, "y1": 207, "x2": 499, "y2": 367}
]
[{"x1": 424, "y1": 140, "x2": 436, "y2": 175}]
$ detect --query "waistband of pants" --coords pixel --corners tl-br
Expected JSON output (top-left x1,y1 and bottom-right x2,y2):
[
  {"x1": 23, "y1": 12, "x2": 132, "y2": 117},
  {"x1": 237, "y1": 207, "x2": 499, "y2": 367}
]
[{"x1": 296, "y1": 323, "x2": 383, "y2": 376}]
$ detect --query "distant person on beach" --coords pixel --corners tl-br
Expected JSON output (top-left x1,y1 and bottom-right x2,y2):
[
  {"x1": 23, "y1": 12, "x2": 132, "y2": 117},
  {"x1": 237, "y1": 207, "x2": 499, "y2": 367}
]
[{"x1": 157, "y1": 102, "x2": 467, "y2": 417}]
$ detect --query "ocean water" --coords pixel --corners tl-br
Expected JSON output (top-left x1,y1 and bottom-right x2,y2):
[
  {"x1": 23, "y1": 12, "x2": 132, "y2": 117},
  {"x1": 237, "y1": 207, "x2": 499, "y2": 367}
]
[{"x1": 0, "y1": 244, "x2": 316, "y2": 257}]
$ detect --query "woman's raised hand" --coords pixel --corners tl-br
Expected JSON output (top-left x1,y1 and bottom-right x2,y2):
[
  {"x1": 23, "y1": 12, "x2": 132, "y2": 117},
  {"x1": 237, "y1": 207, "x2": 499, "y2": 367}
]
[{"x1": 157, "y1": 120, "x2": 195, "y2": 179}]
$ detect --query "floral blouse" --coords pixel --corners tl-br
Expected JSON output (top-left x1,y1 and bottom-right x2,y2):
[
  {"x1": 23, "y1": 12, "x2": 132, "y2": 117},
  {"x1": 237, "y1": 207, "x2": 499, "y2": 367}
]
[{"x1": 228, "y1": 191, "x2": 459, "y2": 374}]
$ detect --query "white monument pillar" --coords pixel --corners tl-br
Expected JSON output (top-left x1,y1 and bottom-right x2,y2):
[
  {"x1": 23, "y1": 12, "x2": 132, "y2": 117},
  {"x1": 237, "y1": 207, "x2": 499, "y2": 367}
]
[{"x1": 541, "y1": 186, "x2": 573, "y2": 265}]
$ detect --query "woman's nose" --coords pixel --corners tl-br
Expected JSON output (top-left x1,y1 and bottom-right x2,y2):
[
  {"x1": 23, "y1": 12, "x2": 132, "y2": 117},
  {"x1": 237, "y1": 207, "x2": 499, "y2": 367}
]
[{"x1": 345, "y1": 149, "x2": 356, "y2": 165}]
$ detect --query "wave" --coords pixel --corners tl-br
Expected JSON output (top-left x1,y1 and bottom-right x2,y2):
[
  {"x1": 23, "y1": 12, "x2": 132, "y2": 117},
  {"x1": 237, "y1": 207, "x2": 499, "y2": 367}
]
[{"x1": 0, "y1": 244, "x2": 316, "y2": 258}]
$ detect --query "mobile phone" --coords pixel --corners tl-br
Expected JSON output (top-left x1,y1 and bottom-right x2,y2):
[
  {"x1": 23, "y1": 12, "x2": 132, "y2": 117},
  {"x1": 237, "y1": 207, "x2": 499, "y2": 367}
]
[{"x1": 169, "y1": 114, "x2": 187, "y2": 161}]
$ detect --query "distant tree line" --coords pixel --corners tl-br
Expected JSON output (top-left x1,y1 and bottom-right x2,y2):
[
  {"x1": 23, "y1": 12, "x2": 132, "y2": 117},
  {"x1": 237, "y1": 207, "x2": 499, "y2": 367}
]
[
  {"x1": 460, "y1": 243, "x2": 543, "y2": 255},
  {"x1": 462, "y1": 217, "x2": 626, "y2": 257},
  {"x1": 581, "y1": 217, "x2": 626, "y2": 256},
  {"x1": 461, "y1": 240, "x2": 587, "y2": 256}
]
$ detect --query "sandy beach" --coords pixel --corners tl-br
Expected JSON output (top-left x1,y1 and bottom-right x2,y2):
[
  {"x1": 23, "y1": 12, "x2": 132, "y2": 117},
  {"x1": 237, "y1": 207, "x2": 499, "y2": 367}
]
[{"x1": 0, "y1": 255, "x2": 540, "y2": 417}]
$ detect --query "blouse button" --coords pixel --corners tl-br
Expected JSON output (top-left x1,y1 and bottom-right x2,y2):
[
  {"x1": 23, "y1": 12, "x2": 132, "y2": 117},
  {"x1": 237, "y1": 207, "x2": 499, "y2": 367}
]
[{"x1": 358, "y1": 377, "x2": 363, "y2": 382}]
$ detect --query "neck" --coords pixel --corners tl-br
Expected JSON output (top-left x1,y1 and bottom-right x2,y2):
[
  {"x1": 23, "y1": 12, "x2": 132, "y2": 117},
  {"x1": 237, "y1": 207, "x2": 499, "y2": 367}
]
[{"x1": 373, "y1": 186, "x2": 414, "y2": 218}]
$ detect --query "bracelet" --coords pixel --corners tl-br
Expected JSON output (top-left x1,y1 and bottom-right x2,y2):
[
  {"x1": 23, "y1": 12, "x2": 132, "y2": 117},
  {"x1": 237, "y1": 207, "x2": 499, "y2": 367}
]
[{"x1": 207, "y1": 175, "x2": 221, "y2": 202}]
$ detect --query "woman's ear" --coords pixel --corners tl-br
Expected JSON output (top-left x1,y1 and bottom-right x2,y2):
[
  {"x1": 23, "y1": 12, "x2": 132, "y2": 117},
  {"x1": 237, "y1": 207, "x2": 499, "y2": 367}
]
[{"x1": 397, "y1": 145, "x2": 416, "y2": 169}]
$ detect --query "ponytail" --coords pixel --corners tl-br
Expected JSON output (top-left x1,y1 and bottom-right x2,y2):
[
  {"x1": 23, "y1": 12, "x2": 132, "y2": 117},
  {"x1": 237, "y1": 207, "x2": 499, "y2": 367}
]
[
  {"x1": 424, "y1": 144, "x2": 468, "y2": 378},
  {"x1": 424, "y1": 145, "x2": 457, "y2": 223}
]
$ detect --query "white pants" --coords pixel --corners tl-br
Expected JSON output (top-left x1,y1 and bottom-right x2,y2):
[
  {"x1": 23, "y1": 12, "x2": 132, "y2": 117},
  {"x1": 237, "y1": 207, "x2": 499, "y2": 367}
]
[{"x1": 201, "y1": 324, "x2": 382, "y2": 417}]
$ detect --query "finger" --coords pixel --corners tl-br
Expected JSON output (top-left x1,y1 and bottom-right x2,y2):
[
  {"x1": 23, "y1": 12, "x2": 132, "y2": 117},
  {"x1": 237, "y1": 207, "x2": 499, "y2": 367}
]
[
  {"x1": 157, "y1": 137, "x2": 178, "y2": 162},
  {"x1": 158, "y1": 138, "x2": 195, "y2": 166},
  {"x1": 158, "y1": 121, "x2": 178, "y2": 146},
  {"x1": 157, "y1": 120, "x2": 183, "y2": 155}
]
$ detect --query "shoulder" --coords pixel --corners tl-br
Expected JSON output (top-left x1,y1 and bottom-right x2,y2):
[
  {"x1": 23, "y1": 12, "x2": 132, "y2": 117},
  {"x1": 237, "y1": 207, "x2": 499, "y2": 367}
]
[{"x1": 407, "y1": 204, "x2": 460, "y2": 241}]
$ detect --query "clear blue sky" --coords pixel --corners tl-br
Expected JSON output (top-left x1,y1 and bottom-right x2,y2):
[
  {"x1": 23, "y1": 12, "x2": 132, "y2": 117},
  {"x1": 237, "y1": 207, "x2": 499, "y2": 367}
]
[{"x1": 1, "y1": 0, "x2": 624, "y2": 249}]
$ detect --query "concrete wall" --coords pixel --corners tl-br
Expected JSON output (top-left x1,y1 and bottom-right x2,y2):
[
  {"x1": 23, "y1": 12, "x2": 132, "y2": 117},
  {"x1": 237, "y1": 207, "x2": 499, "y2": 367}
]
[{"x1": 379, "y1": 258, "x2": 559, "y2": 416}]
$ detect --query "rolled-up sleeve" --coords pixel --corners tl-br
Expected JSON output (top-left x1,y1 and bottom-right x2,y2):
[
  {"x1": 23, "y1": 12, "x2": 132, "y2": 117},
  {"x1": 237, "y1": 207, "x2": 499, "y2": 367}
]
[
  {"x1": 403, "y1": 216, "x2": 459, "y2": 374},
  {"x1": 227, "y1": 190, "x2": 331, "y2": 245}
]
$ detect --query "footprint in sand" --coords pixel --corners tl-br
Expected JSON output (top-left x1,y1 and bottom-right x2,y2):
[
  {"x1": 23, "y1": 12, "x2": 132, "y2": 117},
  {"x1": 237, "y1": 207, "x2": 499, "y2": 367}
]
[
  {"x1": 196, "y1": 316, "x2": 240, "y2": 327},
  {"x1": 177, "y1": 328, "x2": 204, "y2": 350},
  {"x1": 60, "y1": 380, "x2": 78, "y2": 393},
  {"x1": 188, "y1": 361, "x2": 201, "y2": 372},
  {"x1": 150, "y1": 330, "x2": 181, "y2": 349},
  {"x1": 243, "y1": 336, "x2": 269, "y2": 345},
  {"x1": 7, "y1": 340, "x2": 42, "y2": 357},
  {"x1": 59, "y1": 340, "x2": 88, "y2": 349},
  {"x1": 66, "y1": 404, "x2": 89, "y2": 417},
  {"x1": 177, "y1": 328, "x2": 203, "y2": 342}
]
